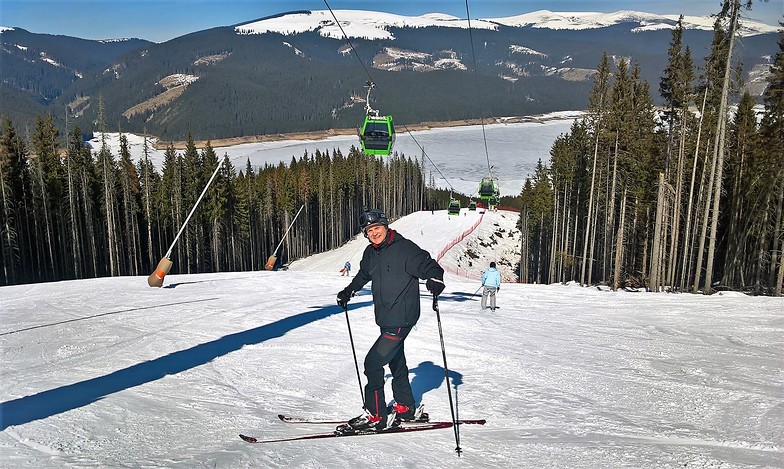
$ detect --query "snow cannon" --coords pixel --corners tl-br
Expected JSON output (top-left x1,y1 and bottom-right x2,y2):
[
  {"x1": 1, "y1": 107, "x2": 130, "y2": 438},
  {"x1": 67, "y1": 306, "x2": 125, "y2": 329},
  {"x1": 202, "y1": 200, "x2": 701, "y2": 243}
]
[
  {"x1": 147, "y1": 257, "x2": 173, "y2": 287},
  {"x1": 264, "y1": 255, "x2": 277, "y2": 271}
]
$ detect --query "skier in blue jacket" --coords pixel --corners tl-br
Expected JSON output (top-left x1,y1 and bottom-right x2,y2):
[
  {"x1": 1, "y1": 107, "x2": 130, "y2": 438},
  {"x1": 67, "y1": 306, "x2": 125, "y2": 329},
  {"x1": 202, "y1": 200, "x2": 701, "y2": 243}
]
[{"x1": 481, "y1": 262, "x2": 501, "y2": 311}]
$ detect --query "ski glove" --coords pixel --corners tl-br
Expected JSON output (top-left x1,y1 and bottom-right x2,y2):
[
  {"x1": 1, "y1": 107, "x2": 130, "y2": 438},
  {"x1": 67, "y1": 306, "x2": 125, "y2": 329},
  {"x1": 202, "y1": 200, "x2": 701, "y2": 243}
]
[
  {"x1": 337, "y1": 287, "x2": 354, "y2": 309},
  {"x1": 426, "y1": 278, "x2": 445, "y2": 297}
]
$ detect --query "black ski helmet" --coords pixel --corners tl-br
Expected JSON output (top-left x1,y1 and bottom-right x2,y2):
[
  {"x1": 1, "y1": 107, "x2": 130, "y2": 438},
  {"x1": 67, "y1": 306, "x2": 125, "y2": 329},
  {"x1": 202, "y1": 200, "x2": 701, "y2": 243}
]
[
  {"x1": 490, "y1": 261, "x2": 496, "y2": 268},
  {"x1": 359, "y1": 209, "x2": 388, "y2": 232}
]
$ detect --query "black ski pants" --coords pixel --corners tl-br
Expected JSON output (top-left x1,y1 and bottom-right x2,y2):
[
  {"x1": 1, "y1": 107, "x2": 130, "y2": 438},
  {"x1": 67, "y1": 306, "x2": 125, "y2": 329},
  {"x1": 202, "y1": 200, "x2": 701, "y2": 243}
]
[{"x1": 363, "y1": 325, "x2": 415, "y2": 419}]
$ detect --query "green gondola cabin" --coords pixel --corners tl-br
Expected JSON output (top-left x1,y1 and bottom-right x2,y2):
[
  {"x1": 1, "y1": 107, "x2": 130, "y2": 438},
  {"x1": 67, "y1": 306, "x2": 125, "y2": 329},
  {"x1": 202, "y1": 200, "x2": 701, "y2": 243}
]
[
  {"x1": 468, "y1": 201, "x2": 477, "y2": 211},
  {"x1": 360, "y1": 115, "x2": 395, "y2": 156},
  {"x1": 478, "y1": 178, "x2": 495, "y2": 200},
  {"x1": 448, "y1": 199, "x2": 461, "y2": 215}
]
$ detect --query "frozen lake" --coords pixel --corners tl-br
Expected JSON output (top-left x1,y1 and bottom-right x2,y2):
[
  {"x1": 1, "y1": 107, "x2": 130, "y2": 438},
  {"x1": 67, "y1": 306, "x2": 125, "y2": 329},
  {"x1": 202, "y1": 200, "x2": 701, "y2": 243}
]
[{"x1": 91, "y1": 112, "x2": 582, "y2": 197}]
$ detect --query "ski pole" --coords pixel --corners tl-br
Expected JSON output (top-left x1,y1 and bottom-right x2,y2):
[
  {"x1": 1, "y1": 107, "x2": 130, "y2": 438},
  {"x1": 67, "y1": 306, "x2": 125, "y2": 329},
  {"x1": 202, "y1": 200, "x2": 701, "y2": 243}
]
[
  {"x1": 472, "y1": 285, "x2": 482, "y2": 297},
  {"x1": 342, "y1": 304, "x2": 365, "y2": 409},
  {"x1": 433, "y1": 295, "x2": 461, "y2": 456}
]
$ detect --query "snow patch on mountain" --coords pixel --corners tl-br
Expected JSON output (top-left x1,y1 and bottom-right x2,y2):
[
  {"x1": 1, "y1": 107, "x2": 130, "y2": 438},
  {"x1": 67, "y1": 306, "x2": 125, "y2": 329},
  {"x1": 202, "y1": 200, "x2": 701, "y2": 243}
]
[
  {"x1": 745, "y1": 63, "x2": 772, "y2": 96},
  {"x1": 38, "y1": 52, "x2": 63, "y2": 68},
  {"x1": 497, "y1": 60, "x2": 528, "y2": 78},
  {"x1": 383, "y1": 47, "x2": 430, "y2": 61},
  {"x1": 373, "y1": 47, "x2": 467, "y2": 72},
  {"x1": 282, "y1": 42, "x2": 305, "y2": 57},
  {"x1": 193, "y1": 53, "x2": 230, "y2": 66},
  {"x1": 433, "y1": 58, "x2": 467, "y2": 70},
  {"x1": 157, "y1": 74, "x2": 199, "y2": 89},
  {"x1": 97, "y1": 38, "x2": 135, "y2": 43},
  {"x1": 510, "y1": 45, "x2": 547, "y2": 58}
]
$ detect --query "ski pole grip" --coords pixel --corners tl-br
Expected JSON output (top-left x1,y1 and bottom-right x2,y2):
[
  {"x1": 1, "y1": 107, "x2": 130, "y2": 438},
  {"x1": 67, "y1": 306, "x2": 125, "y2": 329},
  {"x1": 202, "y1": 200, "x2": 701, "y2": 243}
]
[{"x1": 432, "y1": 295, "x2": 439, "y2": 312}]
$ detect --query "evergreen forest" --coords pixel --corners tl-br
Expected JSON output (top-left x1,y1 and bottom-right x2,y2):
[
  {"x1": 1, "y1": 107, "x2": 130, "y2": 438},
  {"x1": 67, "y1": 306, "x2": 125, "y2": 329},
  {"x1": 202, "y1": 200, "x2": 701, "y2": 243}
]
[
  {"x1": 1, "y1": 2, "x2": 783, "y2": 295},
  {"x1": 516, "y1": 8, "x2": 784, "y2": 295},
  {"x1": 0, "y1": 117, "x2": 432, "y2": 286}
]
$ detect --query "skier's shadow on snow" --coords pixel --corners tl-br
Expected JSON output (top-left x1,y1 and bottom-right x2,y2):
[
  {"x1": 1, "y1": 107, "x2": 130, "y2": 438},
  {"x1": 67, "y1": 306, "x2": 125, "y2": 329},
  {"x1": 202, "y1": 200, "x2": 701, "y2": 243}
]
[
  {"x1": 387, "y1": 360, "x2": 463, "y2": 405},
  {"x1": 0, "y1": 301, "x2": 371, "y2": 431}
]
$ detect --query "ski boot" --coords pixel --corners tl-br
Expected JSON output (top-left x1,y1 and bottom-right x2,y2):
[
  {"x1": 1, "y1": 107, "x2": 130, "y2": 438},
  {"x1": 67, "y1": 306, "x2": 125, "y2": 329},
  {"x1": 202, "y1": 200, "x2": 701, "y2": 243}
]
[
  {"x1": 389, "y1": 403, "x2": 429, "y2": 423},
  {"x1": 335, "y1": 411, "x2": 399, "y2": 435}
]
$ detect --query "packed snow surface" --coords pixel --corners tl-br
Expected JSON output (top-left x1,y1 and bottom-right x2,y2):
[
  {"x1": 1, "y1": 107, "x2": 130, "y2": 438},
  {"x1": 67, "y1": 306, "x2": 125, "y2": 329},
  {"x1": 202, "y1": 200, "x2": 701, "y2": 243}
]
[{"x1": 1, "y1": 209, "x2": 782, "y2": 468}]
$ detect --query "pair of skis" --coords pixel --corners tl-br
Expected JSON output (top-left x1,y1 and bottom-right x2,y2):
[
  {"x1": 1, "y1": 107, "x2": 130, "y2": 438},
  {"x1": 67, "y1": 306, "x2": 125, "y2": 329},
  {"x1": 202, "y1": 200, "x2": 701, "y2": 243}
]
[{"x1": 239, "y1": 414, "x2": 486, "y2": 444}]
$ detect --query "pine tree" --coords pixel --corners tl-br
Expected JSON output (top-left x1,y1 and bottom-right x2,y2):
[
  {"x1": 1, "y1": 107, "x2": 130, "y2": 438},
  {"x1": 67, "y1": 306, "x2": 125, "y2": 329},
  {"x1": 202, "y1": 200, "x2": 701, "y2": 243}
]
[
  {"x1": 580, "y1": 53, "x2": 611, "y2": 286},
  {"x1": 29, "y1": 114, "x2": 62, "y2": 281},
  {"x1": 156, "y1": 143, "x2": 183, "y2": 272},
  {"x1": 118, "y1": 133, "x2": 142, "y2": 275},
  {"x1": 759, "y1": 24, "x2": 784, "y2": 295},
  {"x1": 138, "y1": 131, "x2": 159, "y2": 269},
  {"x1": 201, "y1": 142, "x2": 224, "y2": 272},
  {"x1": 181, "y1": 134, "x2": 203, "y2": 273},
  {"x1": 703, "y1": 0, "x2": 742, "y2": 294},
  {"x1": 518, "y1": 160, "x2": 553, "y2": 283},
  {"x1": 0, "y1": 117, "x2": 27, "y2": 284},
  {"x1": 96, "y1": 98, "x2": 121, "y2": 276}
]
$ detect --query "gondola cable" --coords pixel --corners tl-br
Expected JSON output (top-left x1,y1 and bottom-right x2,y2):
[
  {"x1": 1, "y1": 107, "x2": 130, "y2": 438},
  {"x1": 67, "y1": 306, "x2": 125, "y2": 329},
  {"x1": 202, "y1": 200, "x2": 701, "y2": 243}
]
[
  {"x1": 323, "y1": 0, "x2": 460, "y2": 196},
  {"x1": 464, "y1": 0, "x2": 500, "y2": 208},
  {"x1": 464, "y1": 0, "x2": 493, "y2": 177}
]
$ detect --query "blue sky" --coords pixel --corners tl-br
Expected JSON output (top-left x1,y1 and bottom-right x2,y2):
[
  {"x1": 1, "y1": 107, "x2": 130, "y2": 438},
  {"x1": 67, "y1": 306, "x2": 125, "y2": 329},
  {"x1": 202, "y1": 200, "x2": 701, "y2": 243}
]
[{"x1": 1, "y1": 0, "x2": 781, "y2": 43}]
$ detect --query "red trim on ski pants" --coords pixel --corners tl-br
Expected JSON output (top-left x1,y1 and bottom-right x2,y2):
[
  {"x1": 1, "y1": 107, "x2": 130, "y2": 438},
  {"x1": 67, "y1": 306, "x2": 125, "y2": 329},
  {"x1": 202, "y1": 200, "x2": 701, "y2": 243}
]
[{"x1": 363, "y1": 325, "x2": 415, "y2": 419}]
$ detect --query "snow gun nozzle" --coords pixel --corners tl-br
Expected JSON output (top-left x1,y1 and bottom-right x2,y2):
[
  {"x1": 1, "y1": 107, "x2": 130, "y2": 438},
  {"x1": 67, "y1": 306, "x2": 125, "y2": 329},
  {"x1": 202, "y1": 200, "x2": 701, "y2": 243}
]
[{"x1": 147, "y1": 257, "x2": 173, "y2": 288}]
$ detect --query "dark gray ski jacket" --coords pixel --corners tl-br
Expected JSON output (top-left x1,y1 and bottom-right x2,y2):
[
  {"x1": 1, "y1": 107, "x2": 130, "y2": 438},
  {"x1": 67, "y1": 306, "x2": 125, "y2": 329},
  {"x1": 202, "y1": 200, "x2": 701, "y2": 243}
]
[{"x1": 346, "y1": 229, "x2": 444, "y2": 327}]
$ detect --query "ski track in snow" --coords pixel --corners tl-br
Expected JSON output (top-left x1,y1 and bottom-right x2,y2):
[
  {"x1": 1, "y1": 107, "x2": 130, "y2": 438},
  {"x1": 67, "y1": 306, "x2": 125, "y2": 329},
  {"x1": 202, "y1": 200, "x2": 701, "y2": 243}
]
[{"x1": 1, "y1": 210, "x2": 782, "y2": 468}]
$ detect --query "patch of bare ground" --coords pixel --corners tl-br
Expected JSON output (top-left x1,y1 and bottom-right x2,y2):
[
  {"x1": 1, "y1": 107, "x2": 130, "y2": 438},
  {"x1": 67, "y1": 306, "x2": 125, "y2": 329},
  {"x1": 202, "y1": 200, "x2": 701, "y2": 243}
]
[
  {"x1": 67, "y1": 96, "x2": 91, "y2": 117},
  {"x1": 123, "y1": 85, "x2": 189, "y2": 119}
]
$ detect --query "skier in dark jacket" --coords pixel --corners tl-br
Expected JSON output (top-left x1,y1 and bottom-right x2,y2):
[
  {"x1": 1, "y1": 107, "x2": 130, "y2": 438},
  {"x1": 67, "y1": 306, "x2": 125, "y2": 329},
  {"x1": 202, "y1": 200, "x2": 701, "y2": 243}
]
[{"x1": 336, "y1": 209, "x2": 445, "y2": 432}]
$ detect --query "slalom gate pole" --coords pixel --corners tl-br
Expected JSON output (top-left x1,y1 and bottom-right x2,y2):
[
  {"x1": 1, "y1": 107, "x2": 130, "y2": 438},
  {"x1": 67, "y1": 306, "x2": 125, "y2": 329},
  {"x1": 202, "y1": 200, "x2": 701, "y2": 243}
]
[
  {"x1": 148, "y1": 160, "x2": 222, "y2": 287},
  {"x1": 343, "y1": 304, "x2": 366, "y2": 409},
  {"x1": 433, "y1": 295, "x2": 462, "y2": 456},
  {"x1": 265, "y1": 204, "x2": 305, "y2": 270}
]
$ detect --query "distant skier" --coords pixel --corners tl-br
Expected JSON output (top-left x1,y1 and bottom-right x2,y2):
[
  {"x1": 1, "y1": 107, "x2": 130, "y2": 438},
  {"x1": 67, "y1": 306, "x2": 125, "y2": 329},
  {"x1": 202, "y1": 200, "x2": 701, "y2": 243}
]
[
  {"x1": 342, "y1": 261, "x2": 351, "y2": 276},
  {"x1": 336, "y1": 209, "x2": 445, "y2": 433},
  {"x1": 481, "y1": 261, "x2": 501, "y2": 311}
]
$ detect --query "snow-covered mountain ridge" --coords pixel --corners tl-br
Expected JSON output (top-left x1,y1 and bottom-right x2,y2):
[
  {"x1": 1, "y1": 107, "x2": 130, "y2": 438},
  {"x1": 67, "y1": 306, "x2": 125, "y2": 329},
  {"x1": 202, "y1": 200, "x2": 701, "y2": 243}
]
[{"x1": 236, "y1": 8, "x2": 779, "y2": 39}]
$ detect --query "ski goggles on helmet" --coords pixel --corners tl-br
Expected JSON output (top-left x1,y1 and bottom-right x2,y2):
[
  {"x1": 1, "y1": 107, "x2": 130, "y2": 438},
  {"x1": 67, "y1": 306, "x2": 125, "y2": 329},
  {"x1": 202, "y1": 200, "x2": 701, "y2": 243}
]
[{"x1": 359, "y1": 210, "x2": 388, "y2": 231}]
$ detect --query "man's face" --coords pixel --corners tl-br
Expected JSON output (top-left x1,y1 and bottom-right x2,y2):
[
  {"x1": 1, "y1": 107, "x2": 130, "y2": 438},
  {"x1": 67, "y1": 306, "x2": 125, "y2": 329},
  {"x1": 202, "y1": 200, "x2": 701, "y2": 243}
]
[{"x1": 365, "y1": 224, "x2": 388, "y2": 244}]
